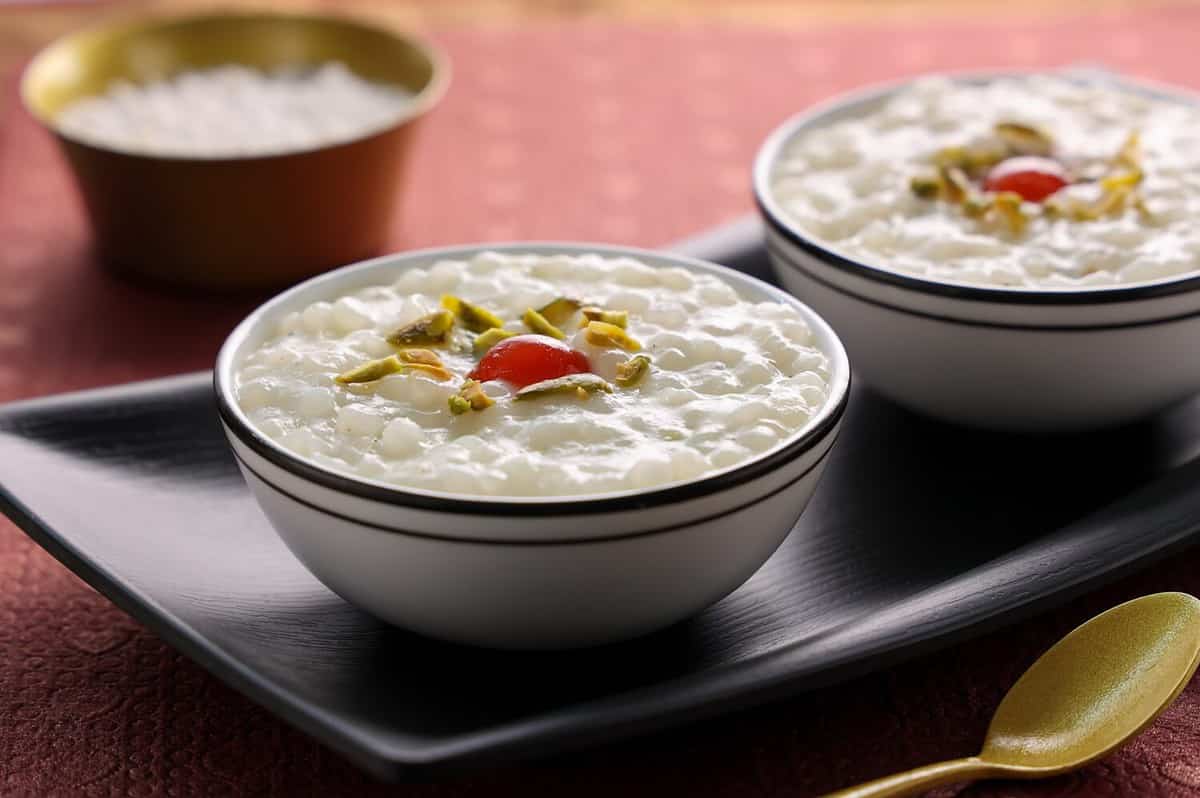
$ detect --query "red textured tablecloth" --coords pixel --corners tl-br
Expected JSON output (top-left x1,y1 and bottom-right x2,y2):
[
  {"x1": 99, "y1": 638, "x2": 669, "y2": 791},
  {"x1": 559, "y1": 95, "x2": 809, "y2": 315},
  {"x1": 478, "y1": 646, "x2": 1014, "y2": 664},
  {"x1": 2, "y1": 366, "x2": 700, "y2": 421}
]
[{"x1": 5, "y1": 6, "x2": 1200, "y2": 795}]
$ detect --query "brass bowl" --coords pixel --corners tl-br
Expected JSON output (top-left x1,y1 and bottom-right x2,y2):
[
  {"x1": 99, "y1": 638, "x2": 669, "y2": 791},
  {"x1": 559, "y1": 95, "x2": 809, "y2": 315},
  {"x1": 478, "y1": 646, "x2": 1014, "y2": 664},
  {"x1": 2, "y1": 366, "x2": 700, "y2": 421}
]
[{"x1": 20, "y1": 12, "x2": 448, "y2": 290}]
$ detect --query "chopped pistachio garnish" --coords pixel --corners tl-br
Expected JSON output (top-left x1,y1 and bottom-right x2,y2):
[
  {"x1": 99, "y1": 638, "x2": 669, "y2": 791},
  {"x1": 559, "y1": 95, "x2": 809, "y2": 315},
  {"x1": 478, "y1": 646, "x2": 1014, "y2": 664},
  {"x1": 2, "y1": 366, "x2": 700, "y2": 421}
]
[
  {"x1": 537, "y1": 297, "x2": 583, "y2": 326},
  {"x1": 615, "y1": 353, "x2": 651, "y2": 387},
  {"x1": 441, "y1": 295, "x2": 504, "y2": 333},
  {"x1": 994, "y1": 122, "x2": 1054, "y2": 156},
  {"x1": 579, "y1": 306, "x2": 629, "y2": 329},
  {"x1": 449, "y1": 379, "x2": 494, "y2": 415},
  {"x1": 386, "y1": 310, "x2": 454, "y2": 346},
  {"x1": 397, "y1": 349, "x2": 444, "y2": 367},
  {"x1": 472, "y1": 327, "x2": 517, "y2": 355},
  {"x1": 405, "y1": 363, "x2": 454, "y2": 382},
  {"x1": 1115, "y1": 131, "x2": 1141, "y2": 170},
  {"x1": 992, "y1": 192, "x2": 1028, "y2": 234},
  {"x1": 522, "y1": 308, "x2": 566, "y2": 340},
  {"x1": 932, "y1": 142, "x2": 1007, "y2": 176},
  {"x1": 940, "y1": 166, "x2": 972, "y2": 204},
  {"x1": 336, "y1": 355, "x2": 404, "y2": 384},
  {"x1": 962, "y1": 194, "x2": 991, "y2": 218},
  {"x1": 336, "y1": 355, "x2": 451, "y2": 384},
  {"x1": 585, "y1": 320, "x2": 642, "y2": 352},
  {"x1": 910, "y1": 174, "x2": 942, "y2": 199},
  {"x1": 1100, "y1": 169, "x2": 1143, "y2": 192},
  {"x1": 515, "y1": 373, "x2": 613, "y2": 400}
]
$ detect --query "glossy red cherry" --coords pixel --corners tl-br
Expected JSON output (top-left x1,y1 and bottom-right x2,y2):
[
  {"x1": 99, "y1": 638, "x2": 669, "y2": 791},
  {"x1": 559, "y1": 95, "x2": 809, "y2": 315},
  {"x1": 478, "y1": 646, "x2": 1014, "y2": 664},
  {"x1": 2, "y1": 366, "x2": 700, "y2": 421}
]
[
  {"x1": 468, "y1": 334, "x2": 592, "y2": 388},
  {"x1": 984, "y1": 156, "x2": 1070, "y2": 202}
]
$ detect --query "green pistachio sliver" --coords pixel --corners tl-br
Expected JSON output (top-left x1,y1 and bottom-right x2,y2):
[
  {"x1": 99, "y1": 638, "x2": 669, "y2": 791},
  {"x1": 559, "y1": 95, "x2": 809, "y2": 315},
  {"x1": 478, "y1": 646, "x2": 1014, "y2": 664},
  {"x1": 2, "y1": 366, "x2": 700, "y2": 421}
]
[
  {"x1": 473, "y1": 328, "x2": 517, "y2": 355},
  {"x1": 910, "y1": 174, "x2": 942, "y2": 200},
  {"x1": 449, "y1": 379, "x2": 494, "y2": 415},
  {"x1": 397, "y1": 348, "x2": 444, "y2": 367},
  {"x1": 992, "y1": 191, "x2": 1028, "y2": 234},
  {"x1": 405, "y1": 363, "x2": 454, "y2": 382},
  {"x1": 939, "y1": 166, "x2": 972, "y2": 204},
  {"x1": 994, "y1": 122, "x2": 1054, "y2": 156},
  {"x1": 336, "y1": 355, "x2": 403, "y2": 384},
  {"x1": 537, "y1": 297, "x2": 583, "y2": 326},
  {"x1": 515, "y1": 373, "x2": 613, "y2": 401},
  {"x1": 932, "y1": 143, "x2": 1005, "y2": 176},
  {"x1": 962, "y1": 194, "x2": 991, "y2": 218},
  {"x1": 579, "y1": 306, "x2": 629, "y2": 329},
  {"x1": 441, "y1": 295, "x2": 504, "y2": 333},
  {"x1": 1115, "y1": 131, "x2": 1141, "y2": 170},
  {"x1": 615, "y1": 354, "x2": 651, "y2": 387},
  {"x1": 522, "y1": 308, "x2": 566, "y2": 340},
  {"x1": 386, "y1": 310, "x2": 454, "y2": 346},
  {"x1": 1101, "y1": 169, "x2": 1143, "y2": 192},
  {"x1": 585, "y1": 320, "x2": 641, "y2": 352}
]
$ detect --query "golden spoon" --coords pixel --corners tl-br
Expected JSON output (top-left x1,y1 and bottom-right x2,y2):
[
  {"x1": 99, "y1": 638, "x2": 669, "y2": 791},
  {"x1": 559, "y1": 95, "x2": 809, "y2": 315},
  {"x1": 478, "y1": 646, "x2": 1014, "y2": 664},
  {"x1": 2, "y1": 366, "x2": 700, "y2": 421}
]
[{"x1": 825, "y1": 592, "x2": 1200, "y2": 798}]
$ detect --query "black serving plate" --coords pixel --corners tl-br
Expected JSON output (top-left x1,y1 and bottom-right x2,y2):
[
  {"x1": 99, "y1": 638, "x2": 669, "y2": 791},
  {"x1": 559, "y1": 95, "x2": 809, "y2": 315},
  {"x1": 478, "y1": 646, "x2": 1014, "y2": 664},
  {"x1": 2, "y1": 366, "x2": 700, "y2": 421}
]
[{"x1": 5, "y1": 218, "x2": 1200, "y2": 781}]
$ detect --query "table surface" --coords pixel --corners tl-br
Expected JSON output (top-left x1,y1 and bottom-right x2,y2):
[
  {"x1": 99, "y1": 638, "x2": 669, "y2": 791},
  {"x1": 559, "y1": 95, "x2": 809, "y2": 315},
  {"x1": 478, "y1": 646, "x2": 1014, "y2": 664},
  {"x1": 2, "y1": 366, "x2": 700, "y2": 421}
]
[{"x1": 5, "y1": 1, "x2": 1200, "y2": 795}]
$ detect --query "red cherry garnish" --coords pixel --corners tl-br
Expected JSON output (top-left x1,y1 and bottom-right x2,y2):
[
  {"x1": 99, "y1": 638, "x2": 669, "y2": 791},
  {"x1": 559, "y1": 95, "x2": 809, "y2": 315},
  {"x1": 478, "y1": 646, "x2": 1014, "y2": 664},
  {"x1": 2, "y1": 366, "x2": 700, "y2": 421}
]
[
  {"x1": 468, "y1": 334, "x2": 592, "y2": 389},
  {"x1": 984, "y1": 156, "x2": 1070, "y2": 203}
]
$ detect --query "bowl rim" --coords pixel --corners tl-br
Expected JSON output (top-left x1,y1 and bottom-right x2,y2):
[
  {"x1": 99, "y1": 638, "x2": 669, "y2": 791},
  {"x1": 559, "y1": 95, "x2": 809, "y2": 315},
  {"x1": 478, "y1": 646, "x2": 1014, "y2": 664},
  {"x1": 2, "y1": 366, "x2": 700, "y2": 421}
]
[
  {"x1": 214, "y1": 242, "x2": 851, "y2": 517},
  {"x1": 752, "y1": 67, "x2": 1200, "y2": 306},
  {"x1": 19, "y1": 9, "x2": 451, "y2": 163}
]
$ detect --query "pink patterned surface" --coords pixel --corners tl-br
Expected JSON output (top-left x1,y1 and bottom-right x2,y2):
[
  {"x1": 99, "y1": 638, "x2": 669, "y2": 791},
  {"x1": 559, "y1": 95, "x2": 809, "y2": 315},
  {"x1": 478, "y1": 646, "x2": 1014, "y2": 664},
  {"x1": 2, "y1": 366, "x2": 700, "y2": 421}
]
[{"x1": 3, "y1": 6, "x2": 1200, "y2": 795}]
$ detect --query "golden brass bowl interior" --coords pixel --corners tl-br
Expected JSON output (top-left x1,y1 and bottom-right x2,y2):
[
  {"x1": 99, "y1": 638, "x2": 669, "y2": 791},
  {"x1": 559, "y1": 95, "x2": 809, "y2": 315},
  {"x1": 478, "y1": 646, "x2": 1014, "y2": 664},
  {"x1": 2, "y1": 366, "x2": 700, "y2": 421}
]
[{"x1": 19, "y1": 12, "x2": 448, "y2": 290}]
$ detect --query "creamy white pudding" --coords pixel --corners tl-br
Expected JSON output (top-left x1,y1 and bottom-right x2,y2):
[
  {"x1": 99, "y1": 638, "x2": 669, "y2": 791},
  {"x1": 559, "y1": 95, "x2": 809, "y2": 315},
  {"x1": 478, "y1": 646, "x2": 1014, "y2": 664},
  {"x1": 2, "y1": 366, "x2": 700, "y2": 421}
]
[
  {"x1": 235, "y1": 252, "x2": 833, "y2": 497},
  {"x1": 57, "y1": 63, "x2": 412, "y2": 158},
  {"x1": 770, "y1": 76, "x2": 1200, "y2": 288}
]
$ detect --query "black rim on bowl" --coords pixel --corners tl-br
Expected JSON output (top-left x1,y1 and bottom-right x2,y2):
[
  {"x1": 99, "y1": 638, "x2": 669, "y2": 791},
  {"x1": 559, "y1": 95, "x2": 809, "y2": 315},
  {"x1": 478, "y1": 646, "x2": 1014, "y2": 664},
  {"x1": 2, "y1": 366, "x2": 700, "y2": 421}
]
[
  {"x1": 752, "y1": 69, "x2": 1200, "y2": 307},
  {"x1": 215, "y1": 242, "x2": 852, "y2": 519}
]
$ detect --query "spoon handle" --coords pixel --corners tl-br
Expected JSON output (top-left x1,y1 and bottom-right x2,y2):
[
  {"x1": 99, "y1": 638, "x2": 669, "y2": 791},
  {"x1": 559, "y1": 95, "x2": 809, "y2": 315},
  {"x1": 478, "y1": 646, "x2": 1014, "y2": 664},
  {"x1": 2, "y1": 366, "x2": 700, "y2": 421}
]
[{"x1": 823, "y1": 756, "x2": 993, "y2": 798}]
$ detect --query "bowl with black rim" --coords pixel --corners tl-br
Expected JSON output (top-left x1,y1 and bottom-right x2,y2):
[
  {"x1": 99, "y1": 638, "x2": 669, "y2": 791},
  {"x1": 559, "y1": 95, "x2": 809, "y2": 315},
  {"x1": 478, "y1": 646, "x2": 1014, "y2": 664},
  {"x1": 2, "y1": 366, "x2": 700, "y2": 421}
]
[
  {"x1": 215, "y1": 242, "x2": 850, "y2": 649},
  {"x1": 753, "y1": 70, "x2": 1200, "y2": 432}
]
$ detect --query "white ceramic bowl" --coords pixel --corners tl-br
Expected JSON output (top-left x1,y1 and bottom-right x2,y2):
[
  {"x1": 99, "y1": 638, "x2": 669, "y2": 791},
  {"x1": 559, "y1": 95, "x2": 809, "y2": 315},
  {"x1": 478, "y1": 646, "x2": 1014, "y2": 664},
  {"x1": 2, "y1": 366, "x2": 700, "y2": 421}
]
[
  {"x1": 754, "y1": 71, "x2": 1200, "y2": 432},
  {"x1": 214, "y1": 243, "x2": 850, "y2": 649}
]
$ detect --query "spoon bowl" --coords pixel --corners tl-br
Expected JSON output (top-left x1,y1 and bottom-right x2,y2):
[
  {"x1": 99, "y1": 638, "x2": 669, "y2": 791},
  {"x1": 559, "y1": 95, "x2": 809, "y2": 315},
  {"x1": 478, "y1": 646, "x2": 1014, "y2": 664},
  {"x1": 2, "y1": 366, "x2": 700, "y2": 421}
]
[{"x1": 827, "y1": 592, "x2": 1200, "y2": 797}]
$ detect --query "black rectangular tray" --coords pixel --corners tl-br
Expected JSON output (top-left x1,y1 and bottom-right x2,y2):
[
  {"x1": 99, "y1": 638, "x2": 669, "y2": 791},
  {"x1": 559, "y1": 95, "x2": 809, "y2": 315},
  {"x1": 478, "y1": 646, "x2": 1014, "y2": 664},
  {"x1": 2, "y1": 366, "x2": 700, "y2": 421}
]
[{"x1": 5, "y1": 218, "x2": 1200, "y2": 781}]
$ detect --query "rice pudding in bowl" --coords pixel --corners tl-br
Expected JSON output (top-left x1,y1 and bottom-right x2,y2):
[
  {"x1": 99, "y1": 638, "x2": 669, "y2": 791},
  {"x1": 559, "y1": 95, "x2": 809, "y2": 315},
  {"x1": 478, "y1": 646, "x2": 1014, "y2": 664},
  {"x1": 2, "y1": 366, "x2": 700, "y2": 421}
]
[
  {"x1": 215, "y1": 243, "x2": 849, "y2": 648},
  {"x1": 754, "y1": 71, "x2": 1200, "y2": 431}
]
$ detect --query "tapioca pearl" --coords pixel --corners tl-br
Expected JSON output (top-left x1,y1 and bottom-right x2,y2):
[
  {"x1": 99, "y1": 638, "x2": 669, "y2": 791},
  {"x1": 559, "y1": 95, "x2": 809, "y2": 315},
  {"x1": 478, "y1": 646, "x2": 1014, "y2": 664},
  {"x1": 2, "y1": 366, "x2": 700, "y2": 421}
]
[
  {"x1": 280, "y1": 427, "x2": 326, "y2": 458},
  {"x1": 737, "y1": 424, "x2": 779, "y2": 453},
  {"x1": 428, "y1": 260, "x2": 464, "y2": 291},
  {"x1": 342, "y1": 330, "x2": 392, "y2": 358},
  {"x1": 694, "y1": 370, "x2": 740, "y2": 396},
  {"x1": 527, "y1": 255, "x2": 572, "y2": 280},
  {"x1": 798, "y1": 385, "x2": 828, "y2": 407},
  {"x1": 612, "y1": 259, "x2": 658, "y2": 287},
  {"x1": 451, "y1": 434, "x2": 501, "y2": 464},
  {"x1": 355, "y1": 454, "x2": 388, "y2": 479},
  {"x1": 728, "y1": 399, "x2": 771, "y2": 428},
  {"x1": 626, "y1": 452, "x2": 673, "y2": 489},
  {"x1": 301, "y1": 301, "x2": 334, "y2": 333},
  {"x1": 379, "y1": 417, "x2": 424, "y2": 457},
  {"x1": 251, "y1": 414, "x2": 289, "y2": 439},
  {"x1": 238, "y1": 378, "x2": 278, "y2": 412},
  {"x1": 658, "y1": 387, "x2": 702, "y2": 407},
  {"x1": 778, "y1": 320, "x2": 813, "y2": 346},
  {"x1": 393, "y1": 268, "x2": 429, "y2": 295},
  {"x1": 331, "y1": 297, "x2": 372, "y2": 333},
  {"x1": 698, "y1": 281, "x2": 738, "y2": 306},
  {"x1": 277, "y1": 311, "x2": 302, "y2": 336},
  {"x1": 407, "y1": 376, "x2": 456, "y2": 411},
  {"x1": 335, "y1": 405, "x2": 386, "y2": 438},
  {"x1": 649, "y1": 306, "x2": 690, "y2": 330},
  {"x1": 605, "y1": 290, "x2": 651, "y2": 314},
  {"x1": 736, "y1": 359, "x2": 775, "y2": 388},
  {"x1": 439, "y1": 464, "x2": 484, "y2": 495},
  {"x1": 525, "y1": 418, "x2": 620, "y2": 450},
  {"x1": 709, "y1": 441, "x2": 750, "y2": 469},
  {"x1": 296, "y1": 387, "x2": 336, "y2": 419},
  {"x1": 658, "y1": 267, "x2": 694, "y2": 290},
  {"x1": 470, "y1": 252, "x2": 510, "y2": 273},
  {"x1": 670, "y1": 447, "x2": 708, "y2": 481},
  {"x1": 688, "y1": 336, "x2": 721, "y2": 363},
  {"x1": 786, "y1": 349, "x2": 828, "y2": 375}
]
